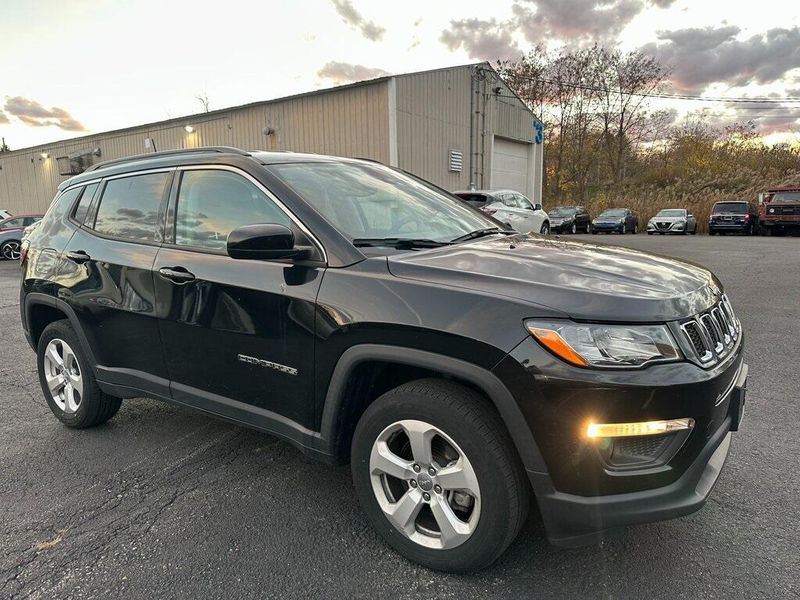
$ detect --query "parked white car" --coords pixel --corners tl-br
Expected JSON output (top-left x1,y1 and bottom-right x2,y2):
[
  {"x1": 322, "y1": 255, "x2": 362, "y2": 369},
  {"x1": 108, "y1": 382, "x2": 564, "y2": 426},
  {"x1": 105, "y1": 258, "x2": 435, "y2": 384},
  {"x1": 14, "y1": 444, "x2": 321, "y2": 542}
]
[{"x1": 453, "y1": 189, "x2": 550, "y2": 234}]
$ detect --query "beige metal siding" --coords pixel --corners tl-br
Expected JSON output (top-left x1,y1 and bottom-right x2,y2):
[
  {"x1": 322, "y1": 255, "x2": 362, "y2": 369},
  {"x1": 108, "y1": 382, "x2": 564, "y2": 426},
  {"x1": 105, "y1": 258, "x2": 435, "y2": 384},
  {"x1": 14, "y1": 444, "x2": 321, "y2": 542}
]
[
  {"x1": 395, "y1": 67, "x2": 473, "y2": 192},
  {"x1": 394, "y1": 64, "x2": 540, "y2": 196},
  {"x1": 0, "y1": 82, "x2": 389, "y2": 213}
]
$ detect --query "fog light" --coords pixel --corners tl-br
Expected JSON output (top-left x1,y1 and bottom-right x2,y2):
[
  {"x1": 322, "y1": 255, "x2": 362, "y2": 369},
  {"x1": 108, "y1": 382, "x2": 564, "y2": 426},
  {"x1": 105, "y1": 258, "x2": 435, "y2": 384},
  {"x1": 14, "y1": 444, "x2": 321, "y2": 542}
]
[{"x1": 586, "y1": 418, "x2": 693, "y2": 439}]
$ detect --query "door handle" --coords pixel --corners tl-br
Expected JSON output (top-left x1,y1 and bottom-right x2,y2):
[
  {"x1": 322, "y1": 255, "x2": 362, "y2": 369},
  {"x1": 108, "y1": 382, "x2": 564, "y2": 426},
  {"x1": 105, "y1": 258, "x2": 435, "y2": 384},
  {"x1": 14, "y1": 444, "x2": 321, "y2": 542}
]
[
  {"x1": 158, "y1": 267, "x2": 196, "y2": 284},
  {"x1": 65, "y1": 250, "x2": 91, "y2": 264}
]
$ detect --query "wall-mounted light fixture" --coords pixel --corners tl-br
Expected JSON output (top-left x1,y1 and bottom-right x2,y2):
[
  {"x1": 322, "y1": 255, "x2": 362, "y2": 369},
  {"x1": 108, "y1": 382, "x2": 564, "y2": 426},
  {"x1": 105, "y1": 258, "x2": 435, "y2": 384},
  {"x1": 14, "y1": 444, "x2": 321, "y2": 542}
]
[
  {"x1": 263, "y1": 126, "x2": 275, "y2": 136},
  {"x1": 40, "y1": 152, "x2": 49, "y2": 160},
  {"x1": 184, "y1": 125, "x2": 195, "y2": 133}
]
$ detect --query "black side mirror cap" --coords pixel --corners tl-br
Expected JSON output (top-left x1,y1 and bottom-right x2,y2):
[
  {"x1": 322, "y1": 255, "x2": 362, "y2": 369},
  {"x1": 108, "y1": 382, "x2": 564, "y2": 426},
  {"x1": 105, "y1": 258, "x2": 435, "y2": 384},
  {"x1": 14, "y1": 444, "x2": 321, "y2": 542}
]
[{"x1": 227, "y1": 223, "x2": 312, "y2": 261}]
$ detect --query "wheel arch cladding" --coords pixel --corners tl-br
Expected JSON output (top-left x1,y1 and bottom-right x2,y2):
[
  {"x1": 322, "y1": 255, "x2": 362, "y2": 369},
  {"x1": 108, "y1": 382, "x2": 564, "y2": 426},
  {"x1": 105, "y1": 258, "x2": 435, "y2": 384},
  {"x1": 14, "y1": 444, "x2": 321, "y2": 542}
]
[{"x1": 320, "y1": 344, "x2": 548, "y2": 474}]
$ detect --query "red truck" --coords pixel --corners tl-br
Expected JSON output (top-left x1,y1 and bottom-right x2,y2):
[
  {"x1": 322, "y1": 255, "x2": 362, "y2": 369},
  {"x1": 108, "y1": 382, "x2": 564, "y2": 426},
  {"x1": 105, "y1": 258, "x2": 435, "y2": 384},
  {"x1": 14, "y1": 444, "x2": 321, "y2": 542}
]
[{"x1": 759, "y1": 186, "x2": 800, "y2": 235}]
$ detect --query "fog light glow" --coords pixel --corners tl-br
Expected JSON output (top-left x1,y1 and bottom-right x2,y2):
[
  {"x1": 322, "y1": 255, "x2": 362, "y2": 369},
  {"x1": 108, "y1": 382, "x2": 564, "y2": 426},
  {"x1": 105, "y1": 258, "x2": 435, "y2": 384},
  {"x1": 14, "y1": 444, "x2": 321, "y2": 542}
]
[{"x1": 586, "y1": 418, "x2": 693, "y2": 439}]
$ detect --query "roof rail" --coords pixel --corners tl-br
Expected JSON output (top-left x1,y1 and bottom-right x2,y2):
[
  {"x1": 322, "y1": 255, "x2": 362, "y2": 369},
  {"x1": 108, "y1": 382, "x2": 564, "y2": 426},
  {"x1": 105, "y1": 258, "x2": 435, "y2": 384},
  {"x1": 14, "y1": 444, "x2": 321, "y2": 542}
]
[{"x1": 85, "y1": 146, "x2": 250, "y2": 172}]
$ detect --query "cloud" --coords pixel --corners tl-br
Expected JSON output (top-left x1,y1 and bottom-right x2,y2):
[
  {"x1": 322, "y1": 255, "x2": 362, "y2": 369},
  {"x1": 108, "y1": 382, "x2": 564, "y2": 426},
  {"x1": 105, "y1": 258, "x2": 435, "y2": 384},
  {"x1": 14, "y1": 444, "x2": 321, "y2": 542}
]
[
  {"x1": 440, "y1": 18, "x2": 521, "y2": 61},
  {"x1": 642, "y1": 26, "x2": 800, "y2": 93},
  {"x1": 512, "y1": 0, "x2": 645, "y2": 45},
  {"x1": 440, "y1": 0, "x2": 650, "y2": 58},
  {"x1": 331, "y1": 0, "x2": 385, "y2": 41},
  {"x1": 0, "y1": 111, "x2": 9, "y2": 125},
  {"x1": 649, "y1": 0, "x2": 677, "y2": 7},
  {"x1": 4, "y1": 96, "x2": 86, "y2": 131},
  {"x1": 317, "y1": 62, "x2": 390, "y2": 84}
]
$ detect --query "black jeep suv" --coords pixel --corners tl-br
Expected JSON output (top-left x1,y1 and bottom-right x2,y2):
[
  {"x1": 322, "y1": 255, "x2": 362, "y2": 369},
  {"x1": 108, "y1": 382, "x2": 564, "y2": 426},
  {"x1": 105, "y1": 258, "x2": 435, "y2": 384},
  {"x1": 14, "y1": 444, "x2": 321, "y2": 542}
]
[{"x1": 20, "y1": 147, "x2": 748, "y2": 572}]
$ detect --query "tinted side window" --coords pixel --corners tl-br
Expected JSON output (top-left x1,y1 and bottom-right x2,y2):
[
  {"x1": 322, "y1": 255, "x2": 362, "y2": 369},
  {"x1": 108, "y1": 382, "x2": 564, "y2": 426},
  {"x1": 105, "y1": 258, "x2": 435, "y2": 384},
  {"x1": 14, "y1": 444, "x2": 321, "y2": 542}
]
[
  {"x1": 1, "y1": 218, "x2": 25, "y2": 229},
  {"x1": 516, "y1": 195, "x2": 533, "y2": 210},
  {"x1": 73, "y1": 182, "x2": 99, "y2": 224},
  {"x1": 175, "y1": 170, "x2": 291, "y2": 251},
  {"x1": 93, "y1": 173, "x2": 169, "y2": 242}
]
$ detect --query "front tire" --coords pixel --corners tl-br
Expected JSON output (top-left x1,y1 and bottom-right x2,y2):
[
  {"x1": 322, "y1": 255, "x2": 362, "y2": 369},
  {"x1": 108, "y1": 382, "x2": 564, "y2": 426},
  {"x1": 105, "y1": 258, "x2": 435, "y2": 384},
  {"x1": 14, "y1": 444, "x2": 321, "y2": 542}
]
[
  {"x1": 351, "y1": 379, "x2": 530, "y2": 572},
  {"x1": 570, "y1": 222, "x2": 577, "y2": 234},
  {"x1": 37, "y1": 320, "x2": 122, "y2": 428},
  {"x1": 539, "y1": 221, "x2": 550, "y2": 235}
]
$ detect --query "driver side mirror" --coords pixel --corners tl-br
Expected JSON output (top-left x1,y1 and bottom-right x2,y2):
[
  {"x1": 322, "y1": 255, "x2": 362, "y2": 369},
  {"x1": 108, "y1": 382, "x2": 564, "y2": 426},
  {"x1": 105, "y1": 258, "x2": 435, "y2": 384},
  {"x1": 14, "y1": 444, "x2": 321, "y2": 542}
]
[
  {"x1": 227, "y1": 223, "x2": 312, "y2": 261},
  {"x1": 534, "y1": 203, "x2": 542, "y2": 211}
]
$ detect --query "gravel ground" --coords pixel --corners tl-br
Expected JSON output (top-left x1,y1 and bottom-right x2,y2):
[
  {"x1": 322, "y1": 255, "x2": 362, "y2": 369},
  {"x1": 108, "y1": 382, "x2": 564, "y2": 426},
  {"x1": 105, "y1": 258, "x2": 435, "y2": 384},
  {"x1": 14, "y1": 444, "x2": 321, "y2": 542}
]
[{"x1": 1, "y1": 234, "x2": 798, "y2": 599}]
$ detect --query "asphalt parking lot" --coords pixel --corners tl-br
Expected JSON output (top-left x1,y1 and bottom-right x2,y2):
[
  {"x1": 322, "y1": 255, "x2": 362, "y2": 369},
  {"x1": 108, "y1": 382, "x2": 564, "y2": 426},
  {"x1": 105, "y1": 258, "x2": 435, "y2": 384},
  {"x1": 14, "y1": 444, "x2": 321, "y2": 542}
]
[{"x1": 1, "y1": 234, "x2": 799, "y2": 599}]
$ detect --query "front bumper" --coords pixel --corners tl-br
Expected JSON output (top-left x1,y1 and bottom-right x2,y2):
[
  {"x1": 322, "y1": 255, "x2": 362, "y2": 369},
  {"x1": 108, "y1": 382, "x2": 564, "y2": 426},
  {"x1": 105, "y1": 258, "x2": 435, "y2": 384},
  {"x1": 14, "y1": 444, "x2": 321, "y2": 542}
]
[
  {"x1": 592, "y1": 222, "x2": 624, "y2": 233},
  {"x1": 535, "y1": 362, "x2": 746, "y2": 546},
  {"x1": 647, "y1": 222, "x2": 685, "y2": 233},
  {"x1": 709, "y1": 220, "x2": 749, "y2": 231},
  {"x1": 494, "y1": 332, "x2": 747, "y2": 546},
  {"x1": 550, "y1": 221, "x2": 573, "y2": 233}
]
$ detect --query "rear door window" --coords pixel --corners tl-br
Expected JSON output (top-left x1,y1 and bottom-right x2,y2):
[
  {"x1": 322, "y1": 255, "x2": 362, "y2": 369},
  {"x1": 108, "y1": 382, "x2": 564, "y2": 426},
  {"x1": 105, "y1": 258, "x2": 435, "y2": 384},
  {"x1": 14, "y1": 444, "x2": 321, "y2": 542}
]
[
  {"x1": 92, "y1": 172, "x2": 170, "y2": 242},
  {"x1": 72, "y1": 183, "x2": 99, "y2": 224}
]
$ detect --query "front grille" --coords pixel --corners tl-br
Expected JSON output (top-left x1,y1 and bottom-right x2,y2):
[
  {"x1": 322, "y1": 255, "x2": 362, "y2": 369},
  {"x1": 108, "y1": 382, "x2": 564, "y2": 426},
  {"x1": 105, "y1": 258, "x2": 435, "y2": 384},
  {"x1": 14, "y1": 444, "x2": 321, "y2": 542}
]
[
  {"x1": 656, "y1": 221, "x2": 671, "y2": 230},
  {"x1": 679, "y1": 295, "x2": 740, "y2": 366}
]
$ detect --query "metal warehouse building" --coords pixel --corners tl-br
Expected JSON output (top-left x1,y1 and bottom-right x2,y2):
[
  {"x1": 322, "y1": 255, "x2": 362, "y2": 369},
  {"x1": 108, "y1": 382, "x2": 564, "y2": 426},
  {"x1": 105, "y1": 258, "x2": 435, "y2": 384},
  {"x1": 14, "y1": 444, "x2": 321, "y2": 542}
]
[{"x1": 0, "y1": 63, "x2": 543, "y2": 214}]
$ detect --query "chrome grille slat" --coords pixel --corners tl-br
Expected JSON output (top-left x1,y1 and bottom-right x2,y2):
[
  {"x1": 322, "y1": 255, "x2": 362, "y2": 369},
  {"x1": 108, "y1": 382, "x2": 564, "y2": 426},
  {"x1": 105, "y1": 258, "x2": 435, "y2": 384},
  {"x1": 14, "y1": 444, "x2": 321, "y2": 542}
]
[{"x1": 680, "y1": 297, "x2": 739, "y2": 366}]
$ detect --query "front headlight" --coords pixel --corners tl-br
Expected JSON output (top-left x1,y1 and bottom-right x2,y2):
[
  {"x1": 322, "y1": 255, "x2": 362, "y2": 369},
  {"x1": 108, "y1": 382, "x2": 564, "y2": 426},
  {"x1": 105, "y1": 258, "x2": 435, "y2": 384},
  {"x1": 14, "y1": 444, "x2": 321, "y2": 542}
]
[{"x1": 526, "y1": 320, "x2": 681, "y2": 368}]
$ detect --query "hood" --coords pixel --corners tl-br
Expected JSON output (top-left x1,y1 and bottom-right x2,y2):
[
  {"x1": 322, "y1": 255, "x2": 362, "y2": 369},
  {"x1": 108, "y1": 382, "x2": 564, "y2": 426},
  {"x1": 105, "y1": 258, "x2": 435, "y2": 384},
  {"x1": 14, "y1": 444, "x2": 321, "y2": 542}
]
[{"x1": 387, "y1": 235, "x2": 721, "y2": 322}]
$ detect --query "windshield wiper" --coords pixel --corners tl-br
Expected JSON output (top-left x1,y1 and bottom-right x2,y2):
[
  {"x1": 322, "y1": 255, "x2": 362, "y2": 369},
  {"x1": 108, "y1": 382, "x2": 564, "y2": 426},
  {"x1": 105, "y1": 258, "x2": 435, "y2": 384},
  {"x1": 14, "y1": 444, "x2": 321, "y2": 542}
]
[
  {"x1": 352, "y1": 237, "x2": 452, "y2": 249},
  {"x1": 450, "y1": 227, "x2": 514, "y2": 243}
]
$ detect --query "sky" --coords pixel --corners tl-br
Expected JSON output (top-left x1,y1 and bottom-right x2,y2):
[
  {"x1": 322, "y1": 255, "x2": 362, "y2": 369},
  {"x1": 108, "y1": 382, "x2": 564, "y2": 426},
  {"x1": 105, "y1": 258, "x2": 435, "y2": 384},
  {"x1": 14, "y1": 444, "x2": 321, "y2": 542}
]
[{"x1": 2, "y1": 0, "x2": 800, "y2": 150}]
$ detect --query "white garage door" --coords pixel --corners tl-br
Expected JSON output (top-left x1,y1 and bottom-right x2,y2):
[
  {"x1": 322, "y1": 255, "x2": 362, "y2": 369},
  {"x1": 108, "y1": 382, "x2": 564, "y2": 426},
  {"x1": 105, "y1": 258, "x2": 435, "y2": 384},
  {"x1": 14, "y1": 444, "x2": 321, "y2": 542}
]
[{"x1": 491, "y1": 137, "x2": 530, "y2": 195}]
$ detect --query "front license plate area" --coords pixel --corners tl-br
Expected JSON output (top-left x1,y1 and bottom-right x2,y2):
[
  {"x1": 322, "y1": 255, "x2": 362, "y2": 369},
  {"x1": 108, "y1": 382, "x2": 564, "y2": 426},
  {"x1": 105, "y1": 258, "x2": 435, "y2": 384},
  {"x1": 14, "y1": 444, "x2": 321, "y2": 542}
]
[{"x1": 728, "y1": 382, "x2": 747, "y2": 431}]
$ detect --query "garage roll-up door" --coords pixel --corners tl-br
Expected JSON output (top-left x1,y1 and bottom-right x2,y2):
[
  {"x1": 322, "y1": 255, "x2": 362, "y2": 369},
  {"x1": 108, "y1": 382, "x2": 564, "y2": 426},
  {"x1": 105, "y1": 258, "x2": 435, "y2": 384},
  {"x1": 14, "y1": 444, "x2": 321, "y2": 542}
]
[{"x1": 491, "y1": 137, "x2": 530, "y2": 195}]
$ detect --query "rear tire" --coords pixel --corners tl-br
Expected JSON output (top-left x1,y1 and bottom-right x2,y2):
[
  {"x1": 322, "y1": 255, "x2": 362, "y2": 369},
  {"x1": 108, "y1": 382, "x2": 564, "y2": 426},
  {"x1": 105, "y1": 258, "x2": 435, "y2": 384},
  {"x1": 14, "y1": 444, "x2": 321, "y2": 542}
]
[
  {"x1": 351, "y1": 379, "x2": 530, "y2": 572},
  {"x1": 1, "y1": 240, "x2": 21, "y2": 261},
  {"x1": 37, "y1": 320, "x2": 122, "y2": 428}
]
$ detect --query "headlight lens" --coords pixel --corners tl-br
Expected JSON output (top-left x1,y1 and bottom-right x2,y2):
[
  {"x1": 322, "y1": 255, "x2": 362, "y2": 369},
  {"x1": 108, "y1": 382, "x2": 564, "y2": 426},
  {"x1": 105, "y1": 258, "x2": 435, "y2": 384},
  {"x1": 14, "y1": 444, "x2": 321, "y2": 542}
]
[{"x1": 526, "y1": 320, "x2": 681, "y2": 368}]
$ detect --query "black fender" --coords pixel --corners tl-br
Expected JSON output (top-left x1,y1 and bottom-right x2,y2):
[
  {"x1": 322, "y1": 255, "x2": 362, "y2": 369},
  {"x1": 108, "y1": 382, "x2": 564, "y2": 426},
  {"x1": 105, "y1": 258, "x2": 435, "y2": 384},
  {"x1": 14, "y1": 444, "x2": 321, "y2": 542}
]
[
  {"x1": 23, "y1": 292, "x2": 99, "y2": 370},
  {"x1": 316, "y1": 344, "x2": 548, "y2": 474}
]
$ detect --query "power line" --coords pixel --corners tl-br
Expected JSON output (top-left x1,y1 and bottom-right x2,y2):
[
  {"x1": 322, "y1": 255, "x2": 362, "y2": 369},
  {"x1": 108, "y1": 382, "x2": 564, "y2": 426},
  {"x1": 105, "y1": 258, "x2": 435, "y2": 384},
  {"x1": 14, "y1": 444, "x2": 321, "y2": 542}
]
[{"x1": 505, "y1": 75, "x2": 800, "y2": 104}]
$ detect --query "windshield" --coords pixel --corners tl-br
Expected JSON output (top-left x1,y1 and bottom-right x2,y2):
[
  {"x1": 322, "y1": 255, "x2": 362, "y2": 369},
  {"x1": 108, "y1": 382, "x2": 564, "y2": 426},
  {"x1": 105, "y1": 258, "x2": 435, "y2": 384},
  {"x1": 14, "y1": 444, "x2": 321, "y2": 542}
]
[
  {"x1": 267, "y1": 162, "x2": 497, "y2": 243},
  {"x1": 550, "y1": 207, "x2": 576, "y2": 217},
  {"x1": 598, "y1": 209, "x2": 626, "y2": 218},
  {"x1": 656, "y1": 209, "x2": 685, "y2": 217},
  {"x1": 771, "y1": 191, "x2": 800, "y2": 204},
  {"x1": 713, "y1": 202, "x2": 747, "y2": 214}
]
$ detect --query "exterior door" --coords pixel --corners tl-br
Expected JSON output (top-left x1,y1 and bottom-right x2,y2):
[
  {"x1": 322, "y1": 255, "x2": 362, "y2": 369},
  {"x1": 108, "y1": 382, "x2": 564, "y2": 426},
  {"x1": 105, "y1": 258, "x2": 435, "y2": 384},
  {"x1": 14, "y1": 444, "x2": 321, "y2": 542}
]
[
  {"x1": 58, "y1": 170, "x2": 172, "y2": 396},
  {"x1": 153, "y1": 166, "x2": 322, "y2": 429}
]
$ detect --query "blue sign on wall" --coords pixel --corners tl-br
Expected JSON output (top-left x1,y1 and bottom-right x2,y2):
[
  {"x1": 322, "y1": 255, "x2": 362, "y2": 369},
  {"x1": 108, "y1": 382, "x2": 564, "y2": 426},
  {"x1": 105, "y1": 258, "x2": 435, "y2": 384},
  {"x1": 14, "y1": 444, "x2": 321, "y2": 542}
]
[{"x1": 533, "y1": 121, "x2": 544, "y2": 144}]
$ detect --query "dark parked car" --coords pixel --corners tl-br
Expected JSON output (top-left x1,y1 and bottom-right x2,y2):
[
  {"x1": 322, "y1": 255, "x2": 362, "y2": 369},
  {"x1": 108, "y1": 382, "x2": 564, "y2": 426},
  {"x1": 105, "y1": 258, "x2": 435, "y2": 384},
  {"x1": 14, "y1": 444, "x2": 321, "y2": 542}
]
[
  {"x1": 591, "y1": 208, "x2": 639, "y2": 234},
  {"x1": 647, "y1": 208, "x2": 698, "y2": 235},
  {"x1": 0, "y1": 213, "x2": 44, "y2": 260},
  {"x1": 548, "y1": 206, "x2": 591, "y2": 234},
  {"x1": 20, "y1": 147, "x2": 747, "y2": 572},
  {"x1": 708, "y1": 200, "x2": 759, "y2": 235}
]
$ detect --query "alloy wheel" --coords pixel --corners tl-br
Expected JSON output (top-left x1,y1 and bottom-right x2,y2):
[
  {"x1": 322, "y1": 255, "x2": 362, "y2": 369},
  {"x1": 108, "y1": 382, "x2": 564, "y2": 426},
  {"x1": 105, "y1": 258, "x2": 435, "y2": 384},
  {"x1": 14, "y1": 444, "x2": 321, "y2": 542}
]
[
  {"x1": 43, "y1": 338, "x2": 83, "y2": 414},
  {"x1": 2, "y1": 241, "x2": 20, "y2": 260},
  {"x1": 540, "y1": 223, "x2": 550, "y2": 235},
  {"x1": 369, "y1": 419, "x2": 481, "y2": 550}
]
